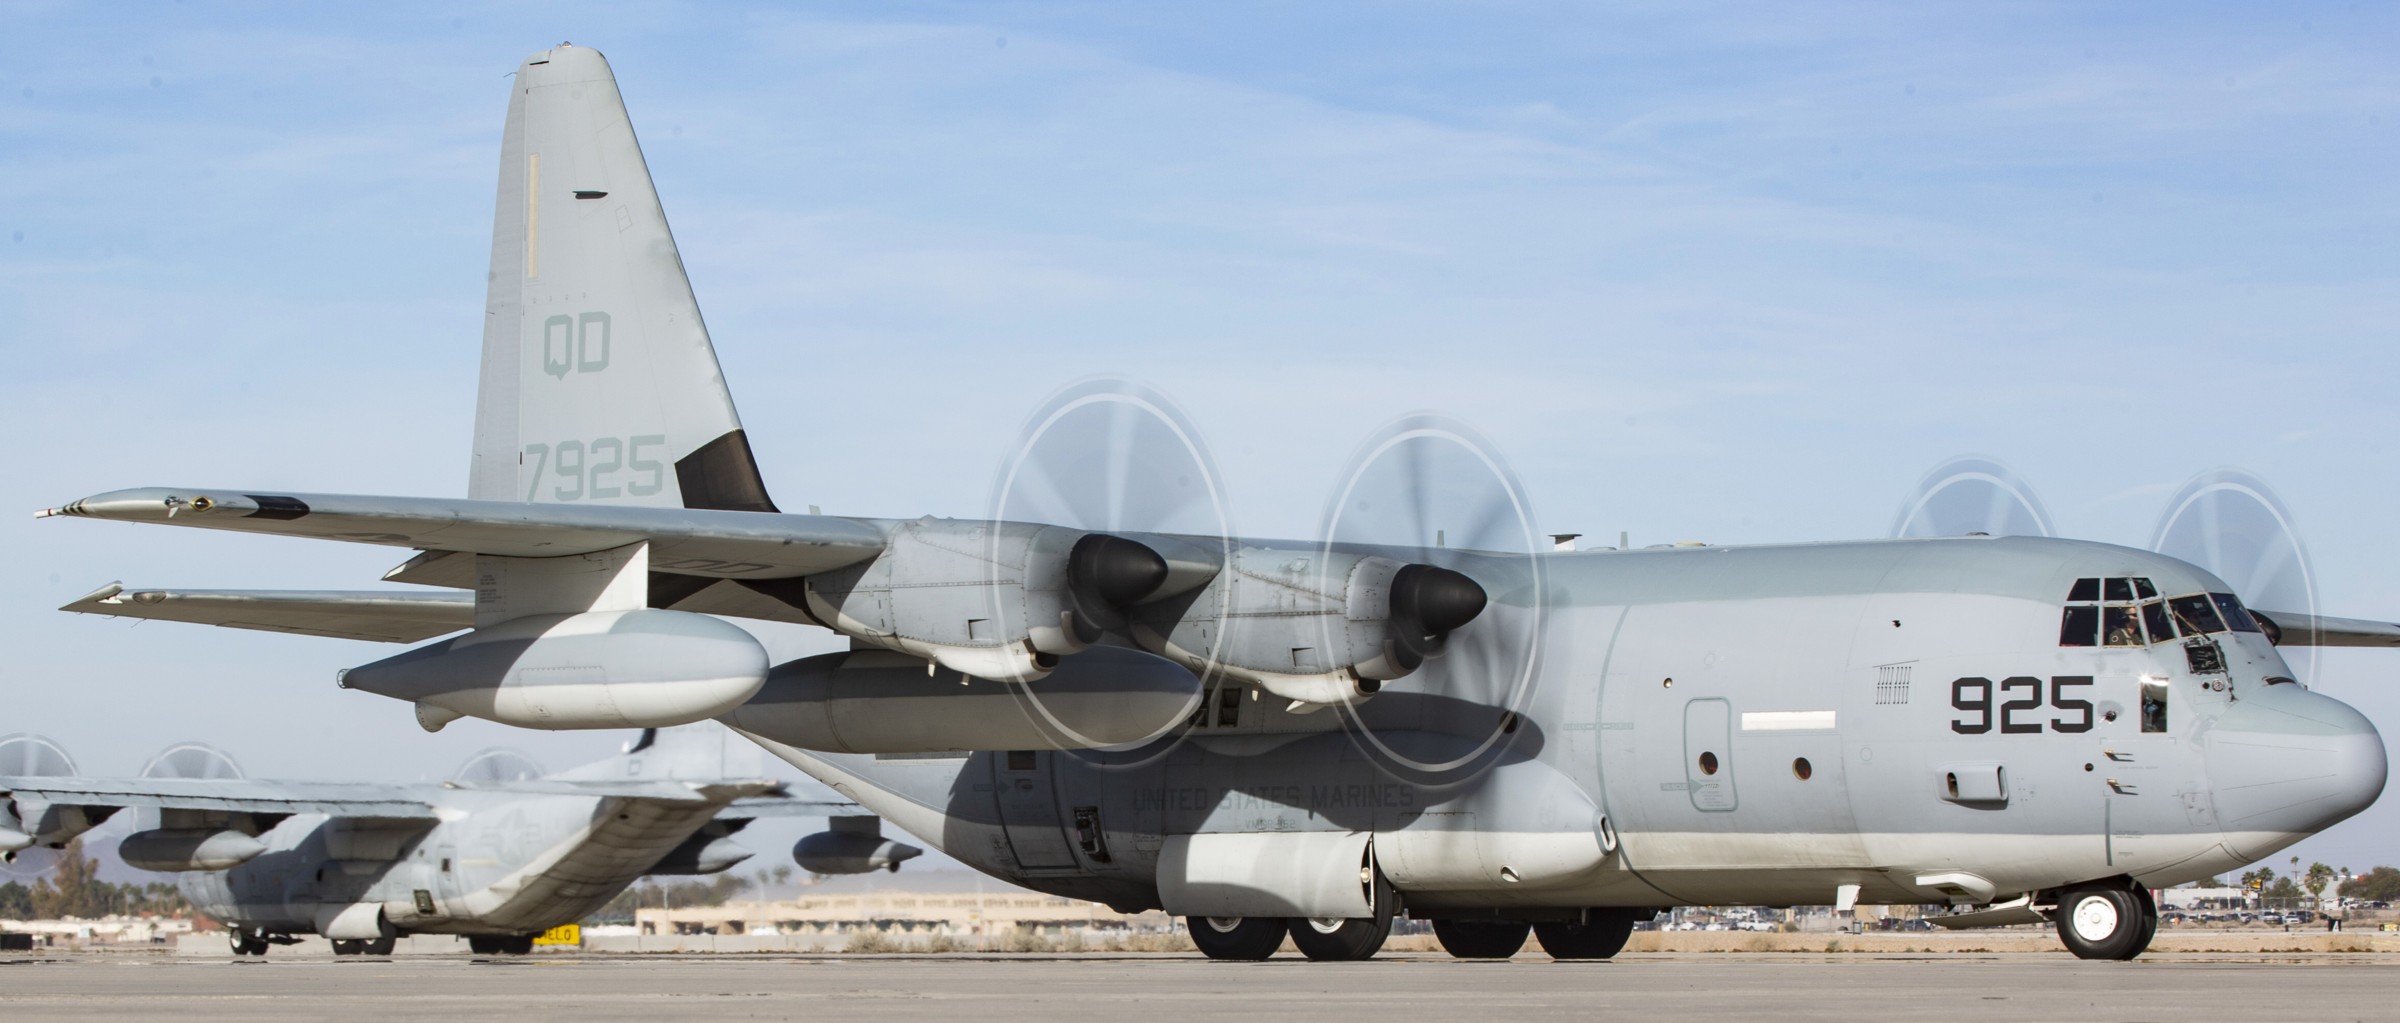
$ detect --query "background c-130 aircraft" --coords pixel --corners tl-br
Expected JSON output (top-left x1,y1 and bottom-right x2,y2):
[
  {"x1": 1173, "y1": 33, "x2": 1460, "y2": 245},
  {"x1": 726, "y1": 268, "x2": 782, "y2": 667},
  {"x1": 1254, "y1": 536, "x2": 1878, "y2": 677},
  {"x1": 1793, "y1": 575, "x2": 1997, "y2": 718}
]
[
  {"x1": 40, "y1": 44, "x2": 2399, "y2": 962},
  {"x1": 1, "y1": 726, "x2": 917, "y2": 955}
]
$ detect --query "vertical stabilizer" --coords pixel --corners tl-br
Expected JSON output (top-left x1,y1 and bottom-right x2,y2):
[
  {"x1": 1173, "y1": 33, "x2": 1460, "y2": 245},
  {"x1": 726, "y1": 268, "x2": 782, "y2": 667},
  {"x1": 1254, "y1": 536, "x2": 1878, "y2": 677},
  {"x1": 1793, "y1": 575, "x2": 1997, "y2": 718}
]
[
  {"x1": 471, "y1": 45, "x2": 776, "y2": 513},
  {"x1": 558, "y1": 723, "x2": 767, "y2": 782}
]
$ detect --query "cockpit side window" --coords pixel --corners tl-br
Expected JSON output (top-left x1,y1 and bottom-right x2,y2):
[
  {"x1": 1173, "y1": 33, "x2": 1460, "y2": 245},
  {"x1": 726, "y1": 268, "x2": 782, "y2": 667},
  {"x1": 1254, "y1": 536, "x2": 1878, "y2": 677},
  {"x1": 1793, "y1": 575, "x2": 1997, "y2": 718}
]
[
  {"x1": 2212, "y1": 593, "x2": 2261, "y2": 633},
  {"x1": 2059, "y1": 605, "x2": 2099, "y2": 647},
  {"x1": 2132, "y1": 577, "x2": 2158, "y2": 599},
  {"x1": 2168, "y1": 594, "x2": 2226, "y2": 635},
  {"x1": 2141, "y1": 600, "x2": 2175, "y2": 642},
  {"x1": 2103, "y1": 606, "x2": 2143, "y2": 647},
  {"x1": 2068, "y1": 577, "x2": 2101, "y2": 602}
]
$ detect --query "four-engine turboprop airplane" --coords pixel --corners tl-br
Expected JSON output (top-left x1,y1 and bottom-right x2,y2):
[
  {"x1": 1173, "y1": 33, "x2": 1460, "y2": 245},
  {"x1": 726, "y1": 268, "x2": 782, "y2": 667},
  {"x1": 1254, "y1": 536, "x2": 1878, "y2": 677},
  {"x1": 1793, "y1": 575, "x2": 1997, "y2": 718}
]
[
  {"x1": 0, "y1": 727, "x2": 910, "y2": 955},
  {"x1": 41, "y1": 44, "x2": 2398, "y2": 962}
]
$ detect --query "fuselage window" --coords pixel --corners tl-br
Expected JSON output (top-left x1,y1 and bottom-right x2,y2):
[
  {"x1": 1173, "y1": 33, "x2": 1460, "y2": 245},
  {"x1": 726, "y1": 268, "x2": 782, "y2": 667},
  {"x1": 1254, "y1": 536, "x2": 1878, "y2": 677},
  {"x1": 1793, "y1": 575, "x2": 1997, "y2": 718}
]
[
  {"x1": 2140, "y1": 679, "x2": 2169, "y2": 733},
  {"x1": 2141, "y1": 600, "x2": 2176, "y2": 642},
  {"x1": 2168, "y1": 594, "x2": 2226, "y2": 636},
  {"x1": 2104, "y1": 577, "x2": 2134, "y2": 602},
  {"x1": 2068, "y1": 577, "x2": 2101, "y2": 602},
  {"x1": 2059, "y1": 605, "x2": 2100, "y2": 646},
  {"x1": 2212, "y1": 593, "x2": 2261, "y2": 633},
  {"x1": 2103, "y1": 606, "x2": 2143, "y2": 647}
]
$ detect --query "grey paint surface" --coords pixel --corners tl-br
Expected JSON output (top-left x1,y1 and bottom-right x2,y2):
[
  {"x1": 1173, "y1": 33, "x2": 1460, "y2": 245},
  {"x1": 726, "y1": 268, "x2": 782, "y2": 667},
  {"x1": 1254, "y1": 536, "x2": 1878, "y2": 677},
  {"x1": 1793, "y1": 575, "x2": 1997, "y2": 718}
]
[{"x1": 3, "y1": 954, "x2": 2397, "y2": 1021}]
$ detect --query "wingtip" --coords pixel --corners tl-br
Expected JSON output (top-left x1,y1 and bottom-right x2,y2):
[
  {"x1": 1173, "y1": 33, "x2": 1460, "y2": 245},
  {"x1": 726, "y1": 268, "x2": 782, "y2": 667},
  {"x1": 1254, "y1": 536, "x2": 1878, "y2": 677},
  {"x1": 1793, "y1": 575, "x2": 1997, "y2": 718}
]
[{"x1": 60, "y1": 582, "x2": 124, "y2": 611}]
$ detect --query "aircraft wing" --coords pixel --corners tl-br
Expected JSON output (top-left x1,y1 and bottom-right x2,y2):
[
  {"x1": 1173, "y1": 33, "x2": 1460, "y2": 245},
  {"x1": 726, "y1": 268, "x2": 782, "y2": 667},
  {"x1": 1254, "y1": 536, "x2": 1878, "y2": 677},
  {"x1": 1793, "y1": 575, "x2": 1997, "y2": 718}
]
[
  {"x1": 39, "y1": 488, "x2": 887, "y2": 581},
  {"x1": 2250, "y1": 609, "x2": 2400, "y2": 648},
  {"x1": 720, "y1": 793, "x2": 864, "y2": 819},
  {"x1": 440, "y1": 778, "x2": 787, "y2": 804},
  {"x1": 60, "y1": 583, "x2": 473, "y2": 643},
  {"x1": 0, "y1": 776, "x2": 435, "y2": 819}
]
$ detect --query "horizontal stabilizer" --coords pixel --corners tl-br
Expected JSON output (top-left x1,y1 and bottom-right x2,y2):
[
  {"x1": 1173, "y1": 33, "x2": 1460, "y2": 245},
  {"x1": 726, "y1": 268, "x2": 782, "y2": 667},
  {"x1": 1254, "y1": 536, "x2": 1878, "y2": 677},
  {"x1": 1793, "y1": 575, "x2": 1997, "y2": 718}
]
[
  {"x1": 2250, "y1": 609, "x2": 2400, "y2": 648},
  {"x1": 62, "y1": 583, "x2": 473, "y2": 643},
  {"x1": 40, "y1": 488, "x2": 885, "y2": 580},
  {"x1": 0, "y1": 777, "x2": 436, "y2": 819}
]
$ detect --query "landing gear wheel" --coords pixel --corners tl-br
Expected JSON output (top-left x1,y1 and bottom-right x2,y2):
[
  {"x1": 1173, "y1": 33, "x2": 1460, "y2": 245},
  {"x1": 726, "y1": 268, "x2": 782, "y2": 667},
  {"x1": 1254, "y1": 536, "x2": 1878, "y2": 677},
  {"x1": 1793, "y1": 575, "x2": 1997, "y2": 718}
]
[
  {"x1": 467, "y1": 937, "x2": 496, "y2": 955},
  {"x1": 1289, "y1": 915, "x2": 1392, "y2": 961},
  {"x1": 1533, "y1": 909, "x2": 1640, "y2": 960},
  {"x1": 227, "y1": 930, "x2": 269, "y2": 956},
  {"x1": 1288, "y1": 872, "x2": 1396, "y2": 961},
  {"x1": 330, "y1": 939, "x2": 365, "y2": 956},
  {"x1": 497, "y1": 935, "x2": 535, "y2": 955},
  {"x1": 2055, "y1": 884, "x2": 2155, "y2": 960},
  {"x1": 1432, "y1": 920, "x2": 1530, "y2": 959},
  {"x1": 1187, "y1": 916, "x2": 1287, "y2": 961},
  {"x1": 363, "y1": 936, "x2": 397, "y2": 956}
]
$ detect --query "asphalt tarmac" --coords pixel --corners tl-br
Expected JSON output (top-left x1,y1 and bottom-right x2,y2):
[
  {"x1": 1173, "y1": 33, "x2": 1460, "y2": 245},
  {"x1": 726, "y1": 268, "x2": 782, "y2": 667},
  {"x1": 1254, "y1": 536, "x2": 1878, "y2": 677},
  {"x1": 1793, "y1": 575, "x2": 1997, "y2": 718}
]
[{"x1": 4, "y1": 951, "x2": 2393, "y2": 1021}]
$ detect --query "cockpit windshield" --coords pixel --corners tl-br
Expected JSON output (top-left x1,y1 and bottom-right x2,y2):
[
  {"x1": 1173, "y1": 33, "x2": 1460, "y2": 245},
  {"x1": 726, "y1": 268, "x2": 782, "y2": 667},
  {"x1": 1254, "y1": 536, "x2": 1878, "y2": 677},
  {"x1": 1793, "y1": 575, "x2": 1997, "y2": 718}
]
[{"x1": 2057, "y1": 578, "x2": 2259, "y2": 648}]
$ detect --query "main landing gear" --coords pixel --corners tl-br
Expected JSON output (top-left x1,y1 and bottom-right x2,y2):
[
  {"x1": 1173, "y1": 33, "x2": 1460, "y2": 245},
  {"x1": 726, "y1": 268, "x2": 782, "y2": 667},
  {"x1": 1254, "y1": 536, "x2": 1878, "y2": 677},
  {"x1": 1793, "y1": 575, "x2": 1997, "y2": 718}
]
[
  {"x1": 2053, "y1": 882, "x2": 2159, "y2": 960},
  {"x1": 467, "y1": 934, "x2": 537, "y2": 956},
  {"x1": 1430, "y1": 909, "x2": 1644, "y2": 961},
  {"x1": 330, "y1": 937, "x2": 397, "y2": 956},
  {"x1": 1190, "y1": 873, "x2": 1399, "y2": 962}
]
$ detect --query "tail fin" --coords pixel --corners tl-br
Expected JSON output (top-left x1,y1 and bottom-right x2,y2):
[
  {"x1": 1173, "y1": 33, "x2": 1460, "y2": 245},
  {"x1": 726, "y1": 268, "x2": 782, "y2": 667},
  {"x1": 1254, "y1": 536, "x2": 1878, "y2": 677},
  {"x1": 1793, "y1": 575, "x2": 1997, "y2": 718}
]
[
  {"x1": 557, "y1": 723, "x2": 767, "y2": 782},
  {"x1": 469, "y1": 44, "x2": 776, "y2": 513}
]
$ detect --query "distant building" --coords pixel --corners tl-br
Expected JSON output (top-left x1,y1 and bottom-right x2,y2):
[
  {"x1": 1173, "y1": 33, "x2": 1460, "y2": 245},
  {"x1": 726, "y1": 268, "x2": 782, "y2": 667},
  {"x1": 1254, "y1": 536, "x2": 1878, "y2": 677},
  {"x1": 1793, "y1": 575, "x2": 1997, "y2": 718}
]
[{"x1": 636, "y1": 890, "x2": 1173, "y2": 948}]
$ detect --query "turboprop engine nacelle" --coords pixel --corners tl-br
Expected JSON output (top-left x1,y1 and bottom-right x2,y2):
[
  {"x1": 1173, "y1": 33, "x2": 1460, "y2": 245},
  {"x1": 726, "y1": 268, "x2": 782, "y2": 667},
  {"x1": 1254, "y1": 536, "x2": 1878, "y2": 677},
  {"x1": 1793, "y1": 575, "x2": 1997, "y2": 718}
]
[
  {"x1": 1133, "y1": 548, "x2": 1488, "y2": 705},
  {"x1": 798, "y1": 519, "x2": 1211, "y2": 683},
  {"x1": 341, "y1": 609, "x2": 769, "y2": 732},
  {"x1": 117, "y1": 827, "x2": 268, "y2": 872},
  {"x1": 794, "y1": 817, "x2": 922, "y2": 875},
  {"x1": 724, "y1": 645, "x2": 1203, "y2": 753}
]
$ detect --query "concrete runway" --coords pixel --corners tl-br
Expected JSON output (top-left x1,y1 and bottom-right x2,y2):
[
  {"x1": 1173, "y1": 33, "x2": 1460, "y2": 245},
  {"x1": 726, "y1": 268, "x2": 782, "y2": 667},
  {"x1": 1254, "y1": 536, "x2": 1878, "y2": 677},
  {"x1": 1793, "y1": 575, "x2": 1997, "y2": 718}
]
[{"x1": 4, "y1": 952, "x2": 2395, "y2": 1021}]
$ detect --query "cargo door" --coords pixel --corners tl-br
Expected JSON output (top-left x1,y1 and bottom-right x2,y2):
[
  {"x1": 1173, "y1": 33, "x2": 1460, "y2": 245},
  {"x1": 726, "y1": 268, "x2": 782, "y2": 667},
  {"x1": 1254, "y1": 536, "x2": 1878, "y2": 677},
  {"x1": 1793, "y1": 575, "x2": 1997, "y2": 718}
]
[
  {"x1": 1684, "y1": 698, "x2": 1738, "y2": 811},
  {"x1": 990, "y1": 750, "x2": 1080, "y2": 871}
]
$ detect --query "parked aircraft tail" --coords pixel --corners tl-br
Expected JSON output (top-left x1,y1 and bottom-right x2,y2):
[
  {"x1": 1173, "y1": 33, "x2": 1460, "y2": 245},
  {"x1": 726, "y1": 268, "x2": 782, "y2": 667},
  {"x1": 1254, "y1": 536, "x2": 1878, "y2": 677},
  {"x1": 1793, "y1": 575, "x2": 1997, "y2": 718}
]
[
  {"x1": 470, "y1": 44, "x2": 775, "y2": 513},
  {"x1": 556, "y1": 723, "x2": 768, "y2": 782}
]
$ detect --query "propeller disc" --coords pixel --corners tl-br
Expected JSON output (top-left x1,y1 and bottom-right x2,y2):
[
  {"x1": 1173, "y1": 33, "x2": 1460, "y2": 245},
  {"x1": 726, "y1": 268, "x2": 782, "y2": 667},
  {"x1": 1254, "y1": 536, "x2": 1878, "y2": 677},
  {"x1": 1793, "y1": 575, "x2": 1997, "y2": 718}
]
[
  {"x1": 2151, "y1": 468, "x2": 2319, "y2": 684},
  {"x1": 0, "y1": 733, "x2": 78, "y2": 880},
  {"x1": 1318, "y1": 413, "x2": 1545, "y2": 785},
  {"x1": 450, "y1": 748, "x2": 547, "y2": 786},
  {"x1": 987, "y1": 376, "x2": 1230, "y2": 759},
  {"x1": 1890, "y1": 455, "x2": 2055, "y2": 538}
]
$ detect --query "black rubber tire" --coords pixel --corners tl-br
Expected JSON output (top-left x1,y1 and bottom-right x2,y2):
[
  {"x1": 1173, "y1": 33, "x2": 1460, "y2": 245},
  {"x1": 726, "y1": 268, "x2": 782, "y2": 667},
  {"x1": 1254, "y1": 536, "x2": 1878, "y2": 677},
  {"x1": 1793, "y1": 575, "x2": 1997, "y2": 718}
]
[
  {"x1": 497, "y1": 935, "x2": 536, "y2": 955},
  {"x1": 1288, "y1": 915, "x2": 1392, "y2": 961},
  {"x1": 363, "y1": 936, "x2": 397, "y2": 956},
  {"x1": 2055, "y1": 885, "x2": 2151, "y2": 960},
  {"x1": 1533, "y1": 909, "x2": 1640, "y2": 960},
  {"x1": 1432, "y1": 919, "x2": 1530, "y2": 959},
  {"x1": 330, "y1": 939, "x2": 364, "y2": 956},
  {"x1": 228, "y1": 930, "x2": 268, "y2": 957},
  {"x1": 1187, "y1": 916, "x2": 1287, "y2": 961},
  {"x1": 467, "y1": 936, "x2": 499, "y2": 955}
]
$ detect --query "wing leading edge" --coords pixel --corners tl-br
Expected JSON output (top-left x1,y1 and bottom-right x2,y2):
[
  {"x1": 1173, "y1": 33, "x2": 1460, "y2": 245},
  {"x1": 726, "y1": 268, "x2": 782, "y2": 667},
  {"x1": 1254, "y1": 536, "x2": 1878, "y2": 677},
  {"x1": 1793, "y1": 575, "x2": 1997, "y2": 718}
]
[{"x1": 39, "y1": 488, "x2": 885, "y2": 579}]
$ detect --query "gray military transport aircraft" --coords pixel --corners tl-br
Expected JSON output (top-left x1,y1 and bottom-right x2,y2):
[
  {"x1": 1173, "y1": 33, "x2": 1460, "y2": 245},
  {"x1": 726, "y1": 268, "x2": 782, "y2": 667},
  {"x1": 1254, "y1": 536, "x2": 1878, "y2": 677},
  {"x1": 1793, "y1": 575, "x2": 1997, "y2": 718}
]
[
  {"x1": 0, "y1": 727, "x2": 913, "y2": 955},
  {"x1": 41, "y1": 44, "x2": 2399, "y2": 962}
]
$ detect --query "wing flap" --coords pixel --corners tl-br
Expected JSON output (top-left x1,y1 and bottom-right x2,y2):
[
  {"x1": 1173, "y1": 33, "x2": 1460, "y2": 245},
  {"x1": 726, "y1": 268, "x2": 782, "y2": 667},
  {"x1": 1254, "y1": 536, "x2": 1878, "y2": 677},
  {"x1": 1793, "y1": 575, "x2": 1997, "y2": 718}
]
[
  {"x1": 62, "y1": 583, "x2": 474, "y2": 643},
  {"x1": 0, "y1": 777, "x2": 435, "y2": 819},
  {"x1": 41, "y1": 488, "x2": 887, "y2": 580}
]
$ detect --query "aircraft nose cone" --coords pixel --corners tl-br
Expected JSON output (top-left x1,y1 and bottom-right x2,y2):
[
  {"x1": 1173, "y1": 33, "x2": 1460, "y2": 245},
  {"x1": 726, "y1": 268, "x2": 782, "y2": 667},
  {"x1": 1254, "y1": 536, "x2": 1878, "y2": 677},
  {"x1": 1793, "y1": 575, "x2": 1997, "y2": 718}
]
[{"x1": 2207, "y1": 687, "x2": 2387, "y2": 861}]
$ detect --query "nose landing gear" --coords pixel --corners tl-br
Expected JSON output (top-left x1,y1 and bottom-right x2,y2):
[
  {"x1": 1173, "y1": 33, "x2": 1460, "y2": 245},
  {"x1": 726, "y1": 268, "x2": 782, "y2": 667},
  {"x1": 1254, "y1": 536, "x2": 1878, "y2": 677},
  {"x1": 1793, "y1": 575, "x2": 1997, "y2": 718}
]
[{"x1": 2054, "y1": 882, "x2": 2158, "y2": 960}]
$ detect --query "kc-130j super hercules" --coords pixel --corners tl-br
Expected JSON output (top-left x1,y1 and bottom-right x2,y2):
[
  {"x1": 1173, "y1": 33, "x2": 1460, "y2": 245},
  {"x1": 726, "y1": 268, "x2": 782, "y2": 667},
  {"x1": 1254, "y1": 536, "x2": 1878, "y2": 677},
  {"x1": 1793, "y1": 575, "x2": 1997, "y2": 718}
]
[
  {"x1": 0, "y1": 726, "x2": 914, "y2": 955},
  {"x1": 41, "y1": 45, "x2": 2399, "y2": 962}
]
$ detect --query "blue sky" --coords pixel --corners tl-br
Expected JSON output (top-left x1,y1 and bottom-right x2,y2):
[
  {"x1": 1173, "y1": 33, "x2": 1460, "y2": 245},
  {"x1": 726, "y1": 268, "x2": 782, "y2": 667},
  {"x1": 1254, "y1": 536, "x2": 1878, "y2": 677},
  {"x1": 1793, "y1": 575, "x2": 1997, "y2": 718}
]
[{"x1": 4, "y1": 3, "x2": 2397, "y2": 875}]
